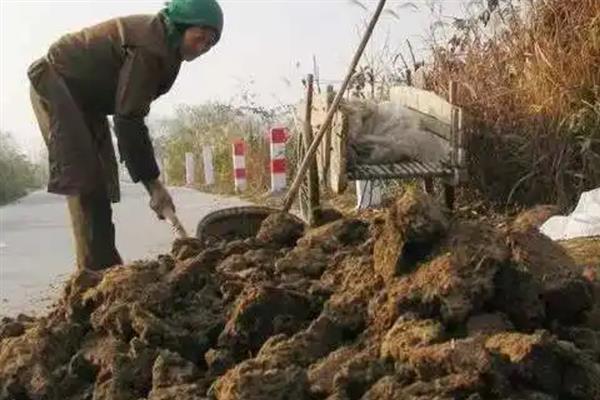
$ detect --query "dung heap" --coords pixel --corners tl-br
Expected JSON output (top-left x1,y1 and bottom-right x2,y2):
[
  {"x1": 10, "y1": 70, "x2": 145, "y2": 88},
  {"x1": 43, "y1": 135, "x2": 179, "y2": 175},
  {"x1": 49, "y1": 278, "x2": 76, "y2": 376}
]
[{"x1": 1, "y1": 189, "x2": 599, "y2": 400}]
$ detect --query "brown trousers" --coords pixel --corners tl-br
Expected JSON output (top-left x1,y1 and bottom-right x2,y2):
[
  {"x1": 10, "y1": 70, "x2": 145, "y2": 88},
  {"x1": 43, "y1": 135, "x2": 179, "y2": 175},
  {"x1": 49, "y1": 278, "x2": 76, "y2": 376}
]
[{"x1": 30, "y1": 81, "x2": 122, "y2": 271}]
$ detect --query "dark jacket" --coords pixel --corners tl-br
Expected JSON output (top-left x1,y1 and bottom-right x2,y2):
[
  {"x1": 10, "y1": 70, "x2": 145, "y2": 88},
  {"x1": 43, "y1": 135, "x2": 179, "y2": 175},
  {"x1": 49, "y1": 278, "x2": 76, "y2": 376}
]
[{"x1": 28, "y1": 13, "x2": 182, "y2": 200}]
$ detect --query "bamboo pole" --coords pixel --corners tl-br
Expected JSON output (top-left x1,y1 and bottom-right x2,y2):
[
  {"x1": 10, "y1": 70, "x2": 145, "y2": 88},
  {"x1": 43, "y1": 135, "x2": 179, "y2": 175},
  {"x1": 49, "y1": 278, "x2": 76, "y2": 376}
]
[
  {"x1": 322, "y1": 85, "x2": 334, "y2": 186},
  {"x1": 302, "y1": 74, "x2": 320, "y2": 226},
  {"x1": 282, "y1": 0, "x2": 387, "y2": 212},
  {"x1": 444, "y1": 80, "x2": 459, "y2": 209}
]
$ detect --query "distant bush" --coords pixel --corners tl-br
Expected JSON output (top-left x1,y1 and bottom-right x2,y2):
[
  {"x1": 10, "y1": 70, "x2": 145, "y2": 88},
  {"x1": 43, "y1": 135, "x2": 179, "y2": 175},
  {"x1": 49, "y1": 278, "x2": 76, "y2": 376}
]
[{"x1": 0, "y1": 132, "x2": 46, "y2": 204}]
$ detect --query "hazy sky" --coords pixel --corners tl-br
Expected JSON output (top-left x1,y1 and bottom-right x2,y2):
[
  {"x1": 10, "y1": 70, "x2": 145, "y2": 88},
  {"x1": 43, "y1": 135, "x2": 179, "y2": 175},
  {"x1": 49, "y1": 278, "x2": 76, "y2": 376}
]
[{"x1": 0, "y1": 0, "x2": 465, "y2": 156}]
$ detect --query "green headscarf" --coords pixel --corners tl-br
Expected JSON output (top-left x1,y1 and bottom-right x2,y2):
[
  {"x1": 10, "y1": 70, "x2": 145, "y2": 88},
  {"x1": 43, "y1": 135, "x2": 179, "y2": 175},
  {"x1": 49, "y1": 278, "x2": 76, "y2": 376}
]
[{"x1": 161, "y1": 0, "x2": 224, "y2": 49}]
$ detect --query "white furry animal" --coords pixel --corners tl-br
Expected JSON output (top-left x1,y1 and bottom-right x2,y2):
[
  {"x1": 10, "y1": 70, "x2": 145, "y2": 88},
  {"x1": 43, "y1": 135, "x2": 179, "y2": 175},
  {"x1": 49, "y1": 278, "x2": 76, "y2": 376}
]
[{"x1": 342, "y1": 100, "x2": 451, "y2": 165}]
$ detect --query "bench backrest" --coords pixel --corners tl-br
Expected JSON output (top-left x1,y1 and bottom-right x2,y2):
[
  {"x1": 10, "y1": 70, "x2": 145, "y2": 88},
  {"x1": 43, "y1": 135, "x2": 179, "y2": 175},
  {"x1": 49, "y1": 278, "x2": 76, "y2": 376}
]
[
  {"x1": 307, "y1": 84, "x2": 465, "y2": 194},
  {"x1": 389, "y1": 86, "x2": 457, "y2": 142}
]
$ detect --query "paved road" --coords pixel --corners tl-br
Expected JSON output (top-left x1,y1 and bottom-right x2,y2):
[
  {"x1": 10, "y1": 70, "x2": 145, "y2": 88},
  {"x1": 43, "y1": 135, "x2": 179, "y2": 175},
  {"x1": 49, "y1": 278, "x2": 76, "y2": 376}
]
[{"x1": 0, "y1": 183, "x2": 248, "y2": 317}]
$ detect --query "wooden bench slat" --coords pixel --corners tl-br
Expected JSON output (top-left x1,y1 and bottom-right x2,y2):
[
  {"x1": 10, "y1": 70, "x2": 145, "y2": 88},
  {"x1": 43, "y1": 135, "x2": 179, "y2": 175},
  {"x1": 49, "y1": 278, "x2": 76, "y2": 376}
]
[{"x1": 347, "y1": 158, "x2": 454, "y2": 181}]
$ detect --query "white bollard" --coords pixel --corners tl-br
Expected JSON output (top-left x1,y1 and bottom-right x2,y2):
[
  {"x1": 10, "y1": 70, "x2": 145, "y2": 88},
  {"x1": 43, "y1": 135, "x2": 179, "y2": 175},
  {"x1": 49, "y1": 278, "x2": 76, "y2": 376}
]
[
  {"x1": 202, "y1": 146, "x2": 214, "y2": 186},
  {"x1": 185, "y1": 152, "x2": 195, "y2": 187},
  {"x1": 232, "y1": 140, "x2": 247, "y2": 192},
  {"x1": 270, "y1": 127, "x2": 287, "y2": 193},
  {"x1": 356, "y1": 180, "x2": 383, "y2": 209}
]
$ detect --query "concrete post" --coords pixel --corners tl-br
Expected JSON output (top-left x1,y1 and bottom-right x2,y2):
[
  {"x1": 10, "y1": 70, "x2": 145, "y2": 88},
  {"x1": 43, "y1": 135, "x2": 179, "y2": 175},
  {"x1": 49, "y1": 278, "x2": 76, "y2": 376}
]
[
  {"x1": 202, "y1": 146, "x2": 214, "y2": 186},
  {"x1": 356, "y1": 180, "x2": 382, "y2": 209},
  {"x1": 185, "y1": 152, "x2": 195, "y2": 187}
]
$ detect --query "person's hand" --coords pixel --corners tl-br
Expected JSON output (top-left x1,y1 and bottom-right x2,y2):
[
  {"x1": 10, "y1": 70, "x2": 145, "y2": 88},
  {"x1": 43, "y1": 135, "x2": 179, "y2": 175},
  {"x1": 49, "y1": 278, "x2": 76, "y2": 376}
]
[{"x1": 145, "y1": 180, "x2": 175, "y2": 220}]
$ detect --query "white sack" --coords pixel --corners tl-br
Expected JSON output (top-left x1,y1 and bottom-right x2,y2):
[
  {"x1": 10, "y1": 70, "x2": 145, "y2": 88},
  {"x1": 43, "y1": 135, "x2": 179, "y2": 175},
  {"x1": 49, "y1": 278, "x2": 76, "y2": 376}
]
[
  {"x1": 540, "y1": 188, "x2": 600, "y2": 240},
  {"x1": 342, "y1": 100, "x2": 451, "y2": 165}
]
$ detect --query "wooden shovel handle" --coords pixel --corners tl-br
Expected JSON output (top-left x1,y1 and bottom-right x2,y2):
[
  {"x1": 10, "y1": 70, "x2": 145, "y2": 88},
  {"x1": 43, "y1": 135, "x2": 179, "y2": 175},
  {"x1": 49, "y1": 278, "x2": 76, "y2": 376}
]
[{"x1": 162, "y1": 207, "x2": 189, "y2": 239}]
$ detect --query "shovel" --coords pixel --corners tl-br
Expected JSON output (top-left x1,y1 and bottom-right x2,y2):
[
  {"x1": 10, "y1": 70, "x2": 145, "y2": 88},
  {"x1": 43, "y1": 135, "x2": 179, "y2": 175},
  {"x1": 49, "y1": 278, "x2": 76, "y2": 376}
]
[
  {"x1": 162, "y1": 206, "x2": 189, "y2": 239},
  {"x1": 174, "y1": 0, "x2": 387, "y2": 241}
]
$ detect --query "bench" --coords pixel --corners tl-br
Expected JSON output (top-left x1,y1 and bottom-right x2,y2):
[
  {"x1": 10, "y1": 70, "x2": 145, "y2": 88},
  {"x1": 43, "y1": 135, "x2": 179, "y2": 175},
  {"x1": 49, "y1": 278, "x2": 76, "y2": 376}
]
[{"x1": 310, "y1": 81, "x2": 467, "y2": 208}]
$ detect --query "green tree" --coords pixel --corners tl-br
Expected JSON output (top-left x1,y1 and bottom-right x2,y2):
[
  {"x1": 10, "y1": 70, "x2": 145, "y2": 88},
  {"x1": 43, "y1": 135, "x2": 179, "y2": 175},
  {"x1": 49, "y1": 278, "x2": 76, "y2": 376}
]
[{"x1": 0, "y1": 131, "x2": 45, "y2": 204}]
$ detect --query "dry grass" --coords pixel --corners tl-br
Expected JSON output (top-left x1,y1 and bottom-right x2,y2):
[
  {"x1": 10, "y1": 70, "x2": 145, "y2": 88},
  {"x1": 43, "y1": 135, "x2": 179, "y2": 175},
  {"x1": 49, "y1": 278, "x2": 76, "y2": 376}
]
[
  {"x1": 425, "y1": 0, "x2": 600, "y2": 207},
  {"x1": 244, "y1": 136, "x2": 271, "y2": 196},
  {"x1": 559, "y1": 236, "x2": 600, "y2": 268}
]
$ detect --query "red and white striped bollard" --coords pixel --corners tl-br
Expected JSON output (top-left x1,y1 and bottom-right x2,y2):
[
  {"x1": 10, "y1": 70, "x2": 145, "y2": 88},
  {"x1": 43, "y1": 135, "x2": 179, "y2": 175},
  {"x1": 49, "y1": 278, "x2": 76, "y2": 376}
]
[
  {"x1": 232, "y1": 140, "x2": 247, "y2": 192},
  {"x1": 270, "y1": 127, "x2": 287, "y2": 193}
]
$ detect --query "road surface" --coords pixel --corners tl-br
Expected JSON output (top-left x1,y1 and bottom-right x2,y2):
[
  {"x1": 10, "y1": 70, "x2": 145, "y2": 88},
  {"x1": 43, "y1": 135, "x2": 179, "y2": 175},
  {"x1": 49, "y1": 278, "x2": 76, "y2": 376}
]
[{"x1": 0, "y1": 183, "x2": 249, "y2": 318}]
